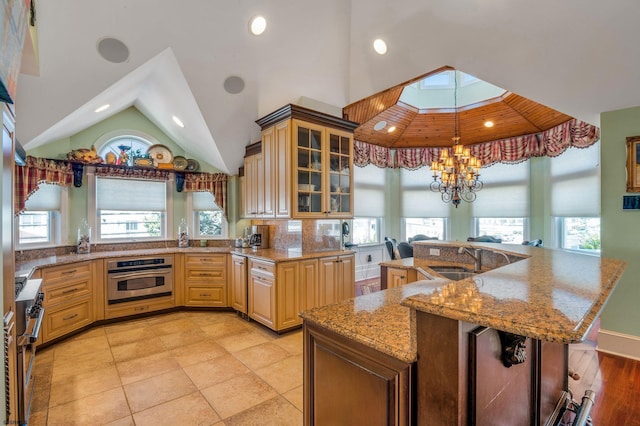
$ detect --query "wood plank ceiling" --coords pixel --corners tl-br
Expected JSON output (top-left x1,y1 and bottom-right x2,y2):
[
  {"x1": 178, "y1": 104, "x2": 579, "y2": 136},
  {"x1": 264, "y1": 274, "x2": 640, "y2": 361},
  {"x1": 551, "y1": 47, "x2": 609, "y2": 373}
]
[{"x1": 343, "y1": 67, "x2": 573, "y2": 149}]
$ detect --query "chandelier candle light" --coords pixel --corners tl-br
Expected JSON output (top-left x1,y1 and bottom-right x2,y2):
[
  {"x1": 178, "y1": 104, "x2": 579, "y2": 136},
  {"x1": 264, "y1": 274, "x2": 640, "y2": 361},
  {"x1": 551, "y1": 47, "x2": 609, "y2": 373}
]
[{"x1": 430, "y1": 71, "x2": 483, "y2": 207}]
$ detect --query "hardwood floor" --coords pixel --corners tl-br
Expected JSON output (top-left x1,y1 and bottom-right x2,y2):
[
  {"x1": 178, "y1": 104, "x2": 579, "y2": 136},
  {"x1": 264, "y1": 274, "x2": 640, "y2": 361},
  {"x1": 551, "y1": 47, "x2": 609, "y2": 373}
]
[{"x1": 590, "y1": 352, "x2": 640, "y2": 425}]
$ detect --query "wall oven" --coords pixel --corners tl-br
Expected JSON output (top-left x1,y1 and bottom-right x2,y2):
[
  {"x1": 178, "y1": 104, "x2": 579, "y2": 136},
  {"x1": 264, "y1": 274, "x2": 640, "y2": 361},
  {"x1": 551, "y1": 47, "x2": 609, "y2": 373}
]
[{"x1": 107, "y1": 256, "x2": 173, "y2": 305}]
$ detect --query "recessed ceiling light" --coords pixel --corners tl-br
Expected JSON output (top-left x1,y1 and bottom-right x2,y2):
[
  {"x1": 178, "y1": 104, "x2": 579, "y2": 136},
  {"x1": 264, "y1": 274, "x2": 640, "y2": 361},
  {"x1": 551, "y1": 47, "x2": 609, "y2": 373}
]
[
  {"x1": 95, "y1": 104, "x2": 110, "y2": 113},
  {"x1": 250, "y1": 16, "x2": 267, "y2": 35},
  {"x1": 373, "y1": 120, "x2": 387, "y2": 131},
  {"x1": 373, "y1": 39, "x2": 387, "y2": 55},
  {"x1": 172, "y1": 115, "x2": 185, "y2": 128},
  {"x1": 484, "y1": 120, "x2": 494, "y2": 128},
  {"x1": 387, "y1": 126, "x2": 396, "y2": 133}
]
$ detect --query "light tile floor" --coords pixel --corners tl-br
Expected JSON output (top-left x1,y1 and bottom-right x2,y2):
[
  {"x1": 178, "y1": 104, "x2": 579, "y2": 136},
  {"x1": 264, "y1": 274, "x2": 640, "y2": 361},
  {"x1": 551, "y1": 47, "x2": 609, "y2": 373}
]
[{"x1": 30, "y1": 311, "x2": 304, "y2": 426}]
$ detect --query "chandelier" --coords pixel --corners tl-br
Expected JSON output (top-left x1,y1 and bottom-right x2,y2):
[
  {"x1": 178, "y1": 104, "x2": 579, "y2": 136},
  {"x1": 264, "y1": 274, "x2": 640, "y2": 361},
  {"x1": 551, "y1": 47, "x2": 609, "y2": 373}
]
[{"x1": 430, "y1": 71, "x2": 483, "y2": 207}]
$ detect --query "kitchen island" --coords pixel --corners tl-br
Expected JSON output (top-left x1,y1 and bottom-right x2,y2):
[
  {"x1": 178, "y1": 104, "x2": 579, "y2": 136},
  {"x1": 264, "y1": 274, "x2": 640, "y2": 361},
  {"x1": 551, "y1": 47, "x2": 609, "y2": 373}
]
[{"x1": 301, "y1": 241, "x2": 626, "y2": 425}]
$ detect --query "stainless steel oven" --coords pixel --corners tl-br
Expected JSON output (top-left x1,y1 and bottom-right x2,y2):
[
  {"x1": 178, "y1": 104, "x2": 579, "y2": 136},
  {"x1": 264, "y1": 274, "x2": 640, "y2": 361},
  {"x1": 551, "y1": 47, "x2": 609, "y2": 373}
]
[{"x1": 107, "y1": 256, "x2": 173, "y2": 305}]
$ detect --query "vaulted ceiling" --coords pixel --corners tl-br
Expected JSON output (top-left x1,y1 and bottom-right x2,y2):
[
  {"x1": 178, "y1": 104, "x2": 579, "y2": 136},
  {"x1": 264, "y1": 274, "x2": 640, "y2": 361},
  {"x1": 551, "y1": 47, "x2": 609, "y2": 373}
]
[{"x1": 15, "y1": 1, "x2": 640, "y2": 174}]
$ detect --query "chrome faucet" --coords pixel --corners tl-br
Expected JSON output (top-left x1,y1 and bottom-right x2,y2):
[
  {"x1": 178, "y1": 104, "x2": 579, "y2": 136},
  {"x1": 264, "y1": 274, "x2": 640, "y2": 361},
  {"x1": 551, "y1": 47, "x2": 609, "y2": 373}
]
[
  {"x1": 495, "y1": 251, "x2": 511, "y2": 266},
  {"x1": 458, "y1": 247, "x2": 483, "y2": 272}
]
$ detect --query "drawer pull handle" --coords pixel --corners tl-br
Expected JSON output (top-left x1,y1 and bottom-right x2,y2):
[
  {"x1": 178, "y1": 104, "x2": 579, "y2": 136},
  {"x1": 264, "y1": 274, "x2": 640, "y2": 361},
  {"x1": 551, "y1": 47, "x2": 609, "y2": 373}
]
[
  {"x1": 61, "y1": 288, "x2": 79, "y2": 294},
  {"x1": 61, "y1": 269, "x2": 77, "y2": 276},
  {"x1": 63, "y1": 313, "x2": 78, "y2": 321},
  {"x1": 199, "y1": 293, "x2": 211, "y2": 297},
  {"x1": 134, "y1": 306, "x2": 148, "y2": 312},
  {"x1": 200, "y1": 259, "x2": 213, "y2": 262},
  {"x1": 197, "y1": 273, "x2": 213, "y2": 277}
]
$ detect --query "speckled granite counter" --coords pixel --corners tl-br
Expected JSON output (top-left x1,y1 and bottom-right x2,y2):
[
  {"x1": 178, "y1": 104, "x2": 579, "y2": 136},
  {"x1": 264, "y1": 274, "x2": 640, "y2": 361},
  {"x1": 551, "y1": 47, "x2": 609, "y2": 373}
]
[{"x1": 302, "y1": 242, "x2": 626, "y2": 364}]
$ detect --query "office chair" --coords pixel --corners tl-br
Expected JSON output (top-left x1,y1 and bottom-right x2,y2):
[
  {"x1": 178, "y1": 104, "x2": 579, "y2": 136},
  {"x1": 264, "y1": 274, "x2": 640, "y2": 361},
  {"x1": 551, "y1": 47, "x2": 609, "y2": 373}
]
[
  {"x1": 384, "y1": 237, "x2": 398, "y2": 260},
  {"x1": 408, "y1": 234, "x2": 438, "y2": 243}
]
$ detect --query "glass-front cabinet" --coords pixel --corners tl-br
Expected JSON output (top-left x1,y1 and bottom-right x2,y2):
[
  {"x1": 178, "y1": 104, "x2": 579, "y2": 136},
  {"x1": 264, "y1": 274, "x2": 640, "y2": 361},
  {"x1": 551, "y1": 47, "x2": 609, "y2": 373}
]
[{"x1": 293, "y1": 119, "x2": 353, "y2": 218}]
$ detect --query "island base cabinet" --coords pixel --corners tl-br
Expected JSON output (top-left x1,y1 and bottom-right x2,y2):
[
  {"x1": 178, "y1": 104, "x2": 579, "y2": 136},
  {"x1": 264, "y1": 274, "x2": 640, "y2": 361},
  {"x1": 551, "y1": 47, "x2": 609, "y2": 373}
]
[{"x1": 304, "y1": 322, "x2": 414, "y2": 426}]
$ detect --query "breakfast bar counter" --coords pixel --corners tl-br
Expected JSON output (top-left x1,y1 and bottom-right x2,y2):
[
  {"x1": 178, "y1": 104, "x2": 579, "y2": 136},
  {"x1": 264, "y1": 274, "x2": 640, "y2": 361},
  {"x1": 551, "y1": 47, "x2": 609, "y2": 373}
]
[{"x1": 302, "y1": 242, "x2": 626, "y2": 425}]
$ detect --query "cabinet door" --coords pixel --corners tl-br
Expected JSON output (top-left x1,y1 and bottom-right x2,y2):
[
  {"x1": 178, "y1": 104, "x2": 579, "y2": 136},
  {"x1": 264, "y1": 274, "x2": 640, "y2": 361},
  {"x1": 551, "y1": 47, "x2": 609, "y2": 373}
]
[
  {"x1": 326, "y1": 129, "x2": 354, "y2": 218},
  {"x1": 299, "y1": 259, "x2": 318, "y2": 312},
  {"x1": 338, "y1": 254, "x2": 355, "y2": 300},
  {"x1": 274, "y1": 120, "x2": 291, "y2": 217},
  {"x1": 262, "y1": 127, "x2": 276, "y2": 218},
  {"x1": 277, "y1": 261, "x2": 301, "y2": 330},
  {"x1": 244, "y1": 154, "x2": 263, "y2": 217},
  {"x1": 293, "y1": 120, "x2": 325, "y2": 216},
  {"x1": 387, "y1": 268, "x2": 408, "y2": 289},
  {"x1": 231, "y1": 255, "x2": 247, "y2": 314},
  {"x1": 318, "y1": 257, "x2": 339, "y2": 306},
  {"x1": 248, "y1": 272, "x2": 275, "y2": 329}
]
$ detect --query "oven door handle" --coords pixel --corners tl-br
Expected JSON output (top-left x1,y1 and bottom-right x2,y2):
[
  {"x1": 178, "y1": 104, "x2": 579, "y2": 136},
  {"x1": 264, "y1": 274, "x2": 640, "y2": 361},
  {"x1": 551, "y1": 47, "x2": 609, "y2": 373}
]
[
  {"x1": 17, "y1": 307, "x2": 45, "y2": 346},
  {"x1": 109, "y1": 269, "x2": 172, "y2": 280}
]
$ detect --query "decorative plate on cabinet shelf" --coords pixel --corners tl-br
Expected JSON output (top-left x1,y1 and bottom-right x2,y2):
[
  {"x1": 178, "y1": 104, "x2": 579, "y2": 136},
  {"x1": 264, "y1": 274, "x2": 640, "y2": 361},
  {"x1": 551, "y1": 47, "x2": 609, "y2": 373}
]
[
  {"x1": 146, "y1": 144, "x2": 173, "y2": 165},
  {"x1": 173, "y1": 156, "x2": 188, "y2": 171},
  {"x1": 185, "y1": 159, "x2": 200, "y2": 171}
]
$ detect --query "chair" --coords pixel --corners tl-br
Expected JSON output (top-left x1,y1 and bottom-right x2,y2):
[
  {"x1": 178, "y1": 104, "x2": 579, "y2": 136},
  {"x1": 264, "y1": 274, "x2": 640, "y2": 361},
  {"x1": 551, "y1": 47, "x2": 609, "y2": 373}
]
[
  {"x1": 408, "y1": 234, "x2": 438, "y2": 243},
  {"x1": 522, "y1": 239, "x2": 543, "y2": 247},
  {"x1": 397, "y1": 242, "x2": 414, "y2": 258},
  {"x1": 467, "y1": 235, "x2": 502, "y2": 243},
  {"x1": 384, "y1": 237, "x2": 398, "y2": 260}
]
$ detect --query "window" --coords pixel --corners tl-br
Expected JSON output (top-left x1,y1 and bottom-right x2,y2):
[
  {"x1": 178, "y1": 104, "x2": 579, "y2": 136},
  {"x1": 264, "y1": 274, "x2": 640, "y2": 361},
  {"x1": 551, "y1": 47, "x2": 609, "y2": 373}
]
[
  {"x1": 550, "y1": 143, "x2": 600, "y2": 254},
  {"x1": 471, "y1": 161, "x2": 530, "y2": 243},
  {"x1": 353, "y1": 164, "x2": 385, "y2": 243},
  {"x1": 475, "y1": 218, "x2": 525, "y2": 244},
  {"x1": 190, "y1": 192, "x2": 227, "y2": 238},
  {"x1": 400, "y1": 166, "x2": 450, "y2": 241},
  {"x1": 94, "y1": 177, "x2": 168, "y2": 240},
  {"x1": 404, "y1": 218, "x2": 446, "y2": 240},
  {"x1": 352, "y1": 218, "x2": 379, "y2": 245},
  {"x1": 17, "y1": 184, "x2": 65, "y2": 247},
  {"x1": 558, "y1": 217, "x2": 601, "y2": 254}
]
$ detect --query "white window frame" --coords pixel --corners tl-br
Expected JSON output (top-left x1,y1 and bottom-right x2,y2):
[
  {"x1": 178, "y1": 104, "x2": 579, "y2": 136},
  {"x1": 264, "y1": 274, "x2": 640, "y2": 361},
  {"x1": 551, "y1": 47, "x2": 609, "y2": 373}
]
[
  {"x1": 187, "y1": 192, "x2": 228, "y2": 239},
  {"x1": 401, "y1": 217, "x2": 448, "y2": 242},
  {"x1": 15, "y1": 185, "x2": 68, "y2": 249},
  {"x1": 555, "y1": 216, "x2": 601, "y2": 256},
  {"x1": 352, "y1": 217, "x2": 381, "y2": 246},
  {"x1": 88, "y1": 170, "x2": 173, "y2": 243},
  {"x1": 473, "y1": 217, "x2": 529, "y2": 244}
]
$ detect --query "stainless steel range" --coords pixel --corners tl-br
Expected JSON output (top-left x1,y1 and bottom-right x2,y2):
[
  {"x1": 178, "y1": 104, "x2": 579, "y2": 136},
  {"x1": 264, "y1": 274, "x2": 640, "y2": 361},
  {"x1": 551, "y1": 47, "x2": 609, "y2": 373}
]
[{"x1": 14, "y1": 276, "x2": 44, "y2": 426}]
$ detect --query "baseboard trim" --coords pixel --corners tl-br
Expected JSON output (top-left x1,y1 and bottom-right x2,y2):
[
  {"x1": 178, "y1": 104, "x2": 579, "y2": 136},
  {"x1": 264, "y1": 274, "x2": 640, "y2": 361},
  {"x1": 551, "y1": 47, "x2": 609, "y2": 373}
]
[{"x1": 597, "y1": 329, "x2": 640, "y2": 361}]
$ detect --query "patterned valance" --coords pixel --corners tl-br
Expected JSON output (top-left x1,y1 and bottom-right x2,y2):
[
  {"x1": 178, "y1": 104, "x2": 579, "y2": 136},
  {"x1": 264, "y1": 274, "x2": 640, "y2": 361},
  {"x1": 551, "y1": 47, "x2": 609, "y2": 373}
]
[
  {"x1": 354, "y1": 119, "x2": 600, "y2": 169},
  {"x1": 184, "y1": 172, "x2": 228, "y2": 217},
  {"x1": 14, "y1": 156, "x2": 73, "y2": 215},
  {"x1": 94, "y1": 166, "x2": 171, "y2": 180}
]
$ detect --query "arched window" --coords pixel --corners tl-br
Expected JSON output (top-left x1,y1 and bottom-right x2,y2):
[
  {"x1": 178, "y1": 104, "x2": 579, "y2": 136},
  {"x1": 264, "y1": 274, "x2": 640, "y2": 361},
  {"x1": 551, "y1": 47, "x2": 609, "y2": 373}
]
[{"x1": 98, "y1": 135, "x2": 152, "y2": 166}]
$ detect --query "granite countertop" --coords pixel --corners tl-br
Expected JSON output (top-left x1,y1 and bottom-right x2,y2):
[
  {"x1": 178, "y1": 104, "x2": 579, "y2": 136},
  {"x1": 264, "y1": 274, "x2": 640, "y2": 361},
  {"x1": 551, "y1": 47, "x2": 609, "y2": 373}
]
[
  {"x1": 16, "y1": 246, "x2": 355, "y2": 276},
  {"x1": 303, "y1": 243, "x2": 626, "y2": 363}
]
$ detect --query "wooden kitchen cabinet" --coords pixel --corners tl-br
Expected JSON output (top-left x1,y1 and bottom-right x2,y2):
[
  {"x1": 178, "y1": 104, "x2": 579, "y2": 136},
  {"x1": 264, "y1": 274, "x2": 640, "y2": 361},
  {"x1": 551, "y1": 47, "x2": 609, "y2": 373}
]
[
  {"x1": 298, "y1": 258, "x2": 319, "y2": 313},
  {"x1": 243, "y1": 152, "x2": 264, "y2": 218},
  {"x1": 230, "y1": 254, "x2": 248, "y2": 314},
  {"x1": 252, "y1": 104, "x2": 357, "y2": 220},
  {"x1": 247, "y1": 258, "x2": 276, "y2": 329},
  {"x1": 40, "y1": 261, "x2": 95, "y2": 343},
  {"x1": 387, "y1": 267, "x2": 417, "y2": 289},
  {"x1": 183, "y1": 253, "x2": 228, "y2": 307},
  {"x1": 318, "y1": 254, "x2": 355, "y2": 306}
]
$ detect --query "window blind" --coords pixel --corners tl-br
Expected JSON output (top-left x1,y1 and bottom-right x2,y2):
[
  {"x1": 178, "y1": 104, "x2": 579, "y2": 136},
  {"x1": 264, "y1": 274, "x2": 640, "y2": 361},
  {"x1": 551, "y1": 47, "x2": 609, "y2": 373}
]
[
  {"x1": 354, "y1": 164, "x2": 386, "y2": 217},
  {"x1": 192, "y1": 191, "x2": 219, "y2": 210},
  {"x1": 471, "y1": 161, "x2": 530, "y2": 217},
  {"x1": 400, "y1": 167, "x2": 450, "y2": 217},
  {"x1": 96, "y1": 178, "x2": 166, "y2": 211},
  {"x1": 550, "y1": 142, "x2": 600, "y2": 216},
  {"x1": 25, "y1": 183, "x2": 62, "y2": 211}
]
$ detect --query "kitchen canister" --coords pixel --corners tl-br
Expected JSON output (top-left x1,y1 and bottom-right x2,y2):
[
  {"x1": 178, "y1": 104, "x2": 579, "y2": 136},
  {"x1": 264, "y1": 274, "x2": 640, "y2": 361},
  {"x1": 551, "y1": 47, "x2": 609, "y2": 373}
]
[
  {"x1": 178, "y1": 218, "x2": 189, "y2": 248},
  {"x1": 77, "y1": 219, "x2": 91, "y2": 254}
]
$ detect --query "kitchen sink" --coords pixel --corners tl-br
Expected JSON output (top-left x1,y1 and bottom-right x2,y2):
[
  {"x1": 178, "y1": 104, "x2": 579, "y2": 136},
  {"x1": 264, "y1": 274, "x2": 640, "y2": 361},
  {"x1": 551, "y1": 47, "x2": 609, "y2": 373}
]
[
  {"x1": 436, "y1": 271, "x2": 477, "y2": 281},
  {"x1": 428, "y1": 265, "x2": 473, "y2": 273}
]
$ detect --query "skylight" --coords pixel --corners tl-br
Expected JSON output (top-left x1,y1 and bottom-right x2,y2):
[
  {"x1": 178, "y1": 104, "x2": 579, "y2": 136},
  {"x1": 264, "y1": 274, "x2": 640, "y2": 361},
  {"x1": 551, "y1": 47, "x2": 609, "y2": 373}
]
[{"x1": 399, "y1": 70, "x2": 506, "y2": 109}]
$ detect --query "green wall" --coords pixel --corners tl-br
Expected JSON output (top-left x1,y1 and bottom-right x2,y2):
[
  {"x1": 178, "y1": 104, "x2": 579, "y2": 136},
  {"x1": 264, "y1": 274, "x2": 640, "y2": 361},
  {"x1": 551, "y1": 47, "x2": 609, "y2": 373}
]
[
  {"x1": 600, "y1": 106, "x2": 640, "y2": 337},
  {"x1": 26, "y1": 107, "x2": 245, "y2": 243}
]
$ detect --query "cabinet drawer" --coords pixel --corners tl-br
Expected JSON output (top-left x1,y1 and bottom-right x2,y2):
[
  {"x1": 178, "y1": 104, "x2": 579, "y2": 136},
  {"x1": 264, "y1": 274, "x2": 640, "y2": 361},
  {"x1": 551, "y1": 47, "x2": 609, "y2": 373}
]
[
  {"x1": 185, "y1": 268, "x2": 226, "y2": 282},
  {"x1": 41, "y1": 262, "x2": 91, "y2": 283},
  {"x1": 105, "y1": 296, "x2": 175, "y2": 320},
  {"x1": 43, "y1": 279, "x2": 91, "y2": 307},
  {"x1": 185, "y1": 285, "x2": 227, "y2": 306},
  {"x1": 184, "y1": 253, "x2": 227, "y2": 268},
  {"x1": 249, "y1": 259, "x2": 275, "y2": 277},
  {"x1": 43, "y1": 296, "x2": 93, "y2": 342}
]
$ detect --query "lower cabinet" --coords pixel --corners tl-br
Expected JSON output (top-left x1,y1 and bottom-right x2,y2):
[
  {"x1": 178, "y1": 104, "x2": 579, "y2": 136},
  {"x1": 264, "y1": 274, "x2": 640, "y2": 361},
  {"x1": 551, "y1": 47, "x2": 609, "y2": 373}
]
[
  {"x1": 183, "y1": 253, "x2": 228, "y2": 307},
  {"x1": 318, "y1": 254, "x2": 355, "y2": 305},
  {"x1": 387, "y1": 267, "x2": 417, "y2": 289},
  {"x1": 105, "y1": 296, "x2": 176, "y2": 320},
  {"x1": 304, "y1": 322, "x2": 414, "y2": 425},
  {"x1": 40, "y1": 261, "x2": 96, "y2": 343},
  {"x1": 247, "y1": 259, "x2": 276, "y2": 329},
  {"x1": 230, "y1": 254, "x2": 248, "y2": 314}
]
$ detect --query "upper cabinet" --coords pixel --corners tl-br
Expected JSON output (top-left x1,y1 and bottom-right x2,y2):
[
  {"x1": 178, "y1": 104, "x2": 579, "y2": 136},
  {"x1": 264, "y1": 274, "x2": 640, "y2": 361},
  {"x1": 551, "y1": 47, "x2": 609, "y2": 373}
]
[{"x1": 246, "y1": 104, "x2": 357, "y2": 220}]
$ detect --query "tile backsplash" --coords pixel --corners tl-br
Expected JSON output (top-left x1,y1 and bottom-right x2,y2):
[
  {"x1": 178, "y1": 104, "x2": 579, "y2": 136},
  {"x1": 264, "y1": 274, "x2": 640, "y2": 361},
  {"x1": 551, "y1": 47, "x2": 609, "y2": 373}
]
[{"x1": 251, "y1": 219, "x2": 343, "y2": 252}]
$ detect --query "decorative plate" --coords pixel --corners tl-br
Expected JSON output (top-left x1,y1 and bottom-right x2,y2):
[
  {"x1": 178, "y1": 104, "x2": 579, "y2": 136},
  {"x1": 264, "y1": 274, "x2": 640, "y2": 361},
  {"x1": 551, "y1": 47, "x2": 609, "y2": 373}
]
[
  {"x1": 173, "y1": 156, "x2": 188, "y2": 171},
  {"x1": 185, "y1": 159, "x2": 200, "y2": 172},
  {"x1": 146, "y1": 144, "x2": 173, "y2": 165}
]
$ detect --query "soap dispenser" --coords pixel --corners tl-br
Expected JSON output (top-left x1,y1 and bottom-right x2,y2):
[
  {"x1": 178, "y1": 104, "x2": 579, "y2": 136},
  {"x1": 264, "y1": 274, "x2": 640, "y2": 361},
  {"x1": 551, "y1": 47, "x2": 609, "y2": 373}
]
[{"x1": 178, "y1": 218, "x2": 189, "y2": 248}]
